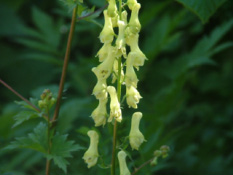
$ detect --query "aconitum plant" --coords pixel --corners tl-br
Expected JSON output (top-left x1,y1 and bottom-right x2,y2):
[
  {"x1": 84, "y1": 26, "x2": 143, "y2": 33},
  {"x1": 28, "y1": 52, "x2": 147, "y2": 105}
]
[
  {"x1": 0, "y1": 0, "x2": 169, "y2": 175},
  {"x1": 83, "y1": 0, "x2": 147, "y2": 174}
]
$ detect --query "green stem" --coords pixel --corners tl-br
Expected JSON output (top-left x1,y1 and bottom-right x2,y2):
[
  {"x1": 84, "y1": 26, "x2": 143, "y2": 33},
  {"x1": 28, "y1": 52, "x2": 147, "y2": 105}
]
[
  {"x1": 52, "y1": 6, "x2": 78, "y2": 123},
  {"x1": 119, "y1": 0, "x2": 122, "y2": 15},
  {"x1": 111, "y1": 57, "x2": 122, "y2": 175}
]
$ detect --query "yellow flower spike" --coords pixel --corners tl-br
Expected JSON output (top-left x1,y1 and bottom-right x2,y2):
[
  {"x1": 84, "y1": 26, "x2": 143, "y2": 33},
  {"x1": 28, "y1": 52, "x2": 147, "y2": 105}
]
[
  {"x1": 99, "y1": 10, "x2": 115, "y2": 44},
  {"x1": 129, "y1": 112, "x2": 145, "y2": 150},
  {"x1": 126, "y1": 86, "x2": 142, "y2": 109},
  {"x1": 92, "y1": 70, "x2": 108, "y2": 99},
  {"x1": 125, "y1": 52, "x2": 138, "y2": 88},
  {"x1": 83, "y1": 130, "x2": 99, "y2": 168},
  {"x1": 92, "y1": 46, "x2": 116, "y2": 80},
  {"x1": 107, "y1": 86, "x2": 122, "y2": 123},
  {"x1": 118, "y1": 151, "x2": 131, "y2": 175},
  {"x1": 91, "y1": 98, "x2": 108, "y2": 127},
  {"x1": 96, "y1": 43, "x2": 112, "y2": 62},
  {"x1": 127, "y1": 0, "x2": 137, "y2": 10},
  {"x1": 128, "y1": 3, "x2": 141, "y2": 35},
  {"x1": 112, "y1": 59, "x2": 124, "y2": 84},
  {"x1": 107, "y1": 0, "x2": 117, "y2": 17}
]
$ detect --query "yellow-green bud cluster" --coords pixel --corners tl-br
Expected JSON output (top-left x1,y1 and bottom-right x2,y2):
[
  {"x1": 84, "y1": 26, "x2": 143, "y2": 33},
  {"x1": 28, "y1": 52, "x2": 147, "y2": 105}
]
[
  {"x1": 38, "y1": 89, "x2": 56, "y2": 110},
  {"x1": 150, "y1": 145, "x2": 170, "y2": 166}
]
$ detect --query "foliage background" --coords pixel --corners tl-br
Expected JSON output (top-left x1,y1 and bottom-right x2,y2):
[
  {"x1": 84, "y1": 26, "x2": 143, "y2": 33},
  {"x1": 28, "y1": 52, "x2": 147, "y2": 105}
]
[{"x1": 0, "y1": 0, "x2": 233, "y2": 174}]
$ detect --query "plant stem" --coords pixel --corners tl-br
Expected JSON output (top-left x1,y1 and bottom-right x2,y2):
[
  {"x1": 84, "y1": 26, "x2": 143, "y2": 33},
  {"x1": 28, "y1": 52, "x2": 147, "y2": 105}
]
[
  {"x1": 111, "y1": 57, "x2": 122, "y2": 175},
  {"x1": 119, "y1": 0, "x2": 122, "y2": 16},
  {"x1": 46, "y1": 5, "x2": 77, "y2": 175},
  {"x1": 46, "y1": 108, "x2": 51, "y2": 175},
  {"x1": 52, "y1": 6, "x2": 78, "y2": 123},
  {"x1": 0, "y1": 79, "x2": 50, "y2": 121},
  {"x1": 0, "y1": 79, "x2": 40, "y2": 112},
  {"x1": 131, "y1": 158, "x2": 154, "y2": 175}
]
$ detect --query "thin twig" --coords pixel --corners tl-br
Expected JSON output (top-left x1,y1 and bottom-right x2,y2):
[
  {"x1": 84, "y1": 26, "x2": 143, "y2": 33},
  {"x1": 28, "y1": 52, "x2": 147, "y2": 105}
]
[
  {"x1": 52, "y1": 6, "x2": 78, "y2": 123},
  {"x1": 131, "y1": 158, "x2": 154, "y2": 175},
  {"x1": 0, "y1": 79, "x2": 41, "y2": 113},
  {"x1": 77, "y1": 4, "x2": 108, "y2": 21}
]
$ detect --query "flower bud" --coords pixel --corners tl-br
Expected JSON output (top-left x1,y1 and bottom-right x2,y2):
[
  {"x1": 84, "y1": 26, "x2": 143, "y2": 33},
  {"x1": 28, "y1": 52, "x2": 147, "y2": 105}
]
[
  {"x1": 99, "y1": 10, "x2": 115, "y2": 44},
  {"x1": 38, "y1": 89, "x2": 56, "y2": 110},
  {"x1": 83, "y1": 130, "x2": 99, "y2": 168},
  {"x1": 107, "y1": 0, "x2": 117, "y2": 17},
  {"x1": 129, "y1": 112, "x2": 145, "y2": 150},
  {"x1": 92, "y1": 74, "x2": 108, "y2": 100},
  {"x1": 128, "y1": 3, "x2": 141, "y2": 35},
  {"x1": 126, "y1": 86, "x2": 142, "y2": 109},
  {"x1": 107, "y1": 86, "x2": 122, "y2": 122},
  {"x1": 118, "y1": 151, "x2": 131, "y2": 175},
  {"x1": 91, "y1": 98, "x2": 108, "y2": 127},
  {"x1": 125, "y1": 53, "x2": 138, "y2": 88},
  {"x1": 92, "y1": 46, "x2": 116, "y2": 80},
  {"x1": 127, "y1": 0, "x2": 137, "y2": 10}
]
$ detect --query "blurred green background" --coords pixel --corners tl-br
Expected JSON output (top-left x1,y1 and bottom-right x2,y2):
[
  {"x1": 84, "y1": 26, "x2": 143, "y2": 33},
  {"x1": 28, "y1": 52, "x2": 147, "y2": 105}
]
[{"x1": 0, "y1": 0, "x2": 233, "y2": 174}]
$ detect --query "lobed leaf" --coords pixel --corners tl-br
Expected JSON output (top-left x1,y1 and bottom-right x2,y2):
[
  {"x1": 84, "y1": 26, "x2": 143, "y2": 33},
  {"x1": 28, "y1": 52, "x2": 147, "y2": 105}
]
[{"x1": 176, "y1": 0, "x2": 228, "y2": 23}]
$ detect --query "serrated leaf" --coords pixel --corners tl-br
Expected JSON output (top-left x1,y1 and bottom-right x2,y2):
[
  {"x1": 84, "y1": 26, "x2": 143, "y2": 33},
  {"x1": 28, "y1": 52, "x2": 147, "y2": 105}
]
[
  {"x1": 176, "y1": 0, "x2": 228, "y2": 23},
  {"x1": 6, "y1": 122, "x2": 48, "y2": 154},
  {"x1": 46, "y1": 134, "x2": 82, "y2": 173},
  {"x1": 13, "y1": 110, "x2": 39, "y2": 127},
  {"x1": 60, "y1": 0, "x2": 82, "y2": 12},
  {"x1": 15, "y1": 99, "x2": 38, "y2": 112}
]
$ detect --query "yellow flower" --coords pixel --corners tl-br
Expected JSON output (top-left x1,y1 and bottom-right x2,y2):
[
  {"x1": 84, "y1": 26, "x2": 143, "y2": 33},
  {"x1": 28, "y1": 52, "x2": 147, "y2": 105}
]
[
  {"x1": 107, "y1": 86, "x2": 122, "y2": 122},
  {"x1": 92, "y1": 74, "x2": 108, "y2": 100},
  {"x1": 96, "y1": 43, "x2": 111, "y2": 62},
  {"x1": 112, "y1": 59, "x2": 124, "y2": 84},
  {"x1": 83, "y1": 130, "x2": 99, "y2": 168},
  {"x1": 125, "y1": 52, "x2": 138, "y2": 88},
  {"x1": 118, "y1": 151, "x2": 131, "y2": 175},
  {"x1": 91, "y1": 98, "x2": 108, "y2": 127},
  {"x1": 92, "y1": 46, "x2": 116, "y2": 80},
  {"x1": 107, "y1": 0, "x2": 117, "y2": 17},
  {"x1": 128, "y1": 3, "x2": 141, "y2": 35},
  {"x1": 127, "y1": 0, "x2": 137, "y2": 10},
  {"x1": 127, "y1": 34, "x2": 147, "y2": 69},
  {"x1": 99, "y1": 10, "x2": 115, "y2": 44},
  {"x1": 116, "y1": 19, "x2": 126, "y2": 50},
  {"x1": 126, "y1": 86, "x2": 142, "y2": 109},
  {"x1": 129, "y1": 112, "x2": 145, "y2": 150}
]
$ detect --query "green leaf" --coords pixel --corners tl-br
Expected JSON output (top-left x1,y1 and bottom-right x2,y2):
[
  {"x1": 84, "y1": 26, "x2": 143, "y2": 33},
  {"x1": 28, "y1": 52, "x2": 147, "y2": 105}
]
[
  {"x1": 13, "y1": 110, "x2": 39, "y2": 127},
  {"x1": 176, "y1": 0, "x2": 228, "y2": 23},
  {"x1": 47, "y1": 134, "x2": 82, "y2": 173},
  {"x1": 6, "y1": 122, "x2": 48, "y2": 154},
  {"x1": 15, "y1": 98, "x2": 38, "y2": 111}
]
